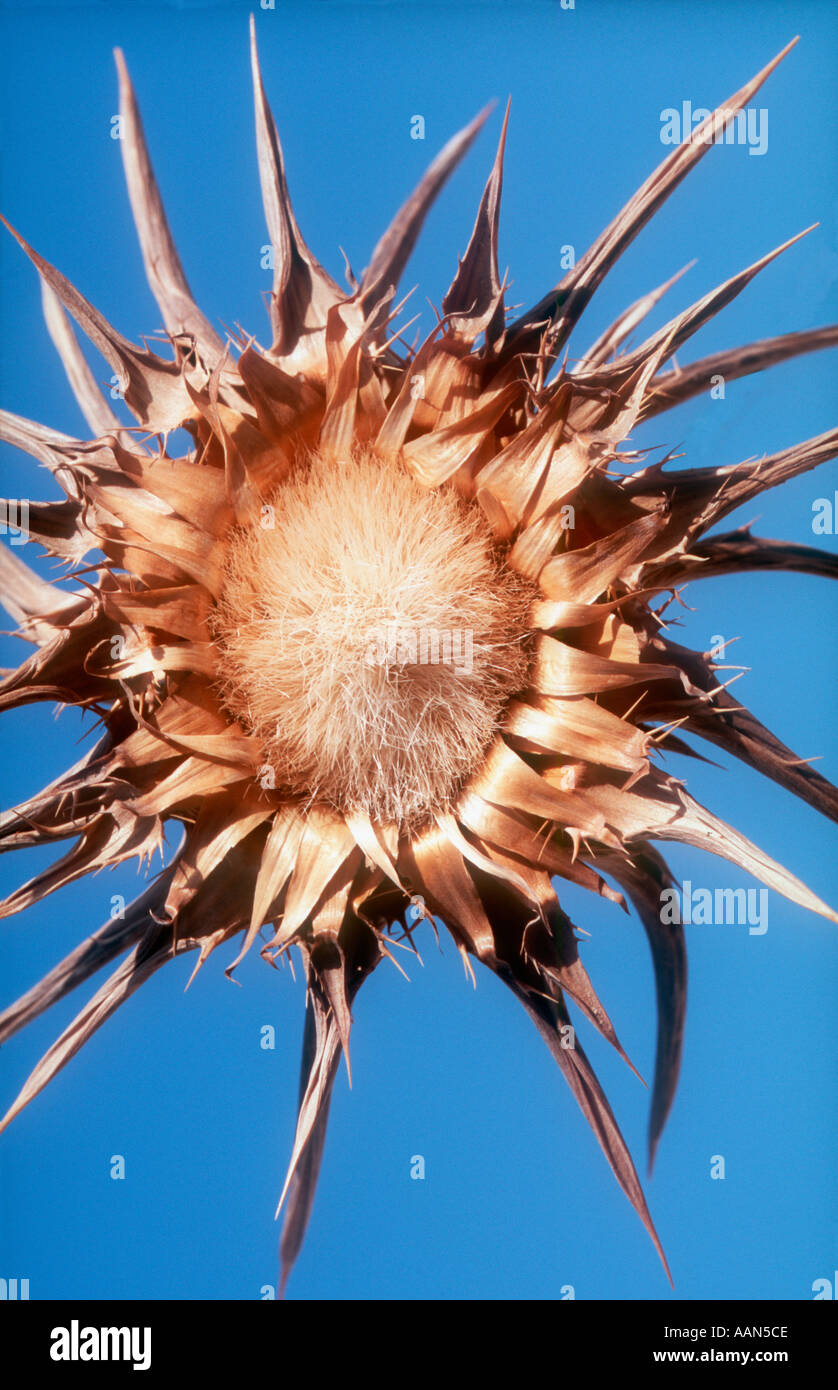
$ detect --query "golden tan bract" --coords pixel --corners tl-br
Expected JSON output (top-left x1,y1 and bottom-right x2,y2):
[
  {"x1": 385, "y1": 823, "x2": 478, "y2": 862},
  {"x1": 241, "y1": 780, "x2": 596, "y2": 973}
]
[{"x1": 1, "y1": 23, "x2": 836, "y2": 1291}]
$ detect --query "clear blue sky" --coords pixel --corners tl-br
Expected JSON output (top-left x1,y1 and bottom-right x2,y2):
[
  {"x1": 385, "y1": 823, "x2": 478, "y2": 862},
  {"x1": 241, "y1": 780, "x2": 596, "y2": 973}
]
[{"x1": 1, "y1": 0, "x2": 836, "y2": 1300}]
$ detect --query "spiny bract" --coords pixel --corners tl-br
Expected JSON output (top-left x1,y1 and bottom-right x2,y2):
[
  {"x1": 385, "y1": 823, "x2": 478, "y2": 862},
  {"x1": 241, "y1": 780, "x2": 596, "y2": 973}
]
[{"x1": 1, "y1": 24, "x2": 836, "y2": 1291}]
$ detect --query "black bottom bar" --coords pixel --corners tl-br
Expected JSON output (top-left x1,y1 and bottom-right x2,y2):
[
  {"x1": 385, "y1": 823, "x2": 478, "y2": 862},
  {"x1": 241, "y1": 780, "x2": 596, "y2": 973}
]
[{"x1": 1, "y1": 1298, "x2": 833, "y2": 1377}]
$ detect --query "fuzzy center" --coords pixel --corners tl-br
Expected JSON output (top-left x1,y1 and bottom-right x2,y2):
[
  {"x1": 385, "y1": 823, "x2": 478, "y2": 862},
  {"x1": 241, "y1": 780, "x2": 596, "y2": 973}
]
[{"x1": 213, "y1": 449, "x2": 533, "y2": 826}]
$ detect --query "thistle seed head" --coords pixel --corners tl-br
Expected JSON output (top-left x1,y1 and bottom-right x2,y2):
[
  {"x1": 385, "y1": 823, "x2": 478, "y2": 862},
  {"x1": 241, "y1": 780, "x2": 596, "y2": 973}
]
[{"x1": 213, "y1": 448, "x2": 534, "y2": 826}]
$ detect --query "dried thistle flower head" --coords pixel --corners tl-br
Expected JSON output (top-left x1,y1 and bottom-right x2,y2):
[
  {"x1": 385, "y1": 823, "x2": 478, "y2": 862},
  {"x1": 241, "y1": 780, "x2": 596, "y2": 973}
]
[
  {"x1": 212, "y1": 446, "x2": 534, "y2": 825},
  {"x1": 1, "y1": 23, "x2": 836, "y2": 1294}
]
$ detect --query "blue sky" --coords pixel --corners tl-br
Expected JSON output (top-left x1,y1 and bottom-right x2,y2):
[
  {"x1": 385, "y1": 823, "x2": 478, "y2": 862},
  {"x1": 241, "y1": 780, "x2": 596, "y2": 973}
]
[{"x1": 0, "y1": 0, "x2": 836, "y2": 1301}]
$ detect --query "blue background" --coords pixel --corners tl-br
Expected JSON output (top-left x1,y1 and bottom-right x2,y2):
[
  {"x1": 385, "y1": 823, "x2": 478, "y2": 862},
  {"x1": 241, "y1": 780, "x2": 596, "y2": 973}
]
[{"x1": 0, "y1": 0, "x2": 835, "y2": 1300}]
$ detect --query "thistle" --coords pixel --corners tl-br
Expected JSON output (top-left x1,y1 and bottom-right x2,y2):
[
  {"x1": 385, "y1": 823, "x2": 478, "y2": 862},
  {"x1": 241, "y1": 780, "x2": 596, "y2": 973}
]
[{"x1": 1, "y1": 24, "x2": 836, "y2": 1293}]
